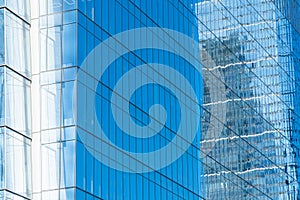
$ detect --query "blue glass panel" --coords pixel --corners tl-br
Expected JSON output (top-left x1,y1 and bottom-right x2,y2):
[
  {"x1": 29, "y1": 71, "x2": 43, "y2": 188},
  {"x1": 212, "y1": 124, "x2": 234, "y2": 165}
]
[
  {"x1": 76, "y1": 140, "x2": 86, "y2": 190},
  {"x1": 63, "y1": 10, "x2": 76, "y2": 24},
  {"x1": 76, "y1": 189, "x2": 85, "y2": 200},
  {"x1": 77, "y1": 25, "x2": 86, "y2": 66},
  {"x1": 60, "y1": 188, "x2": 75, "y2": 200},
  {"x1": 48, "y1": 0, "x2": 62, "y2": 14},
  {"x1": 62, "y1": 24, "x2": 76, "y2": 67},
  {"x1": 63, "y1": 0, "x2": 76, "y2": 11},
  {"x1": 60, "y1": 141, "x2": 75, "y2": 187},
  {"x1": 78, "y1": 0, "x2": 86, "y2": 14}
]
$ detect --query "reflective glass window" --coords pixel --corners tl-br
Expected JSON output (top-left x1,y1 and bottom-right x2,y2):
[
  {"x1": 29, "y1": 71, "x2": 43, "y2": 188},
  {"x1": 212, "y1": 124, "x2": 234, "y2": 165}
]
[
  {"x1": 0, "y1": 9, "x2": 4, "y2": 64},
  {"x1": 5, "y1": 68, "x2": 31, "y2": 136},
  {"x1": 41, "y1": 83, "x2": 61, "y2": 129},
  {"x1": 5, "y1": 0, "x2": 30, "y2": 20},
  {"x1": 62, "y1": 81, "x2": 75, "y2": 126},
  {"x1": 48, "y1": 0, "x2": 62, "y2": 14},
  {"x1": 0, "y1": 130, "x2": 3, "y2": 189},
  {"x1": 47, "y1": 26, "x2": 61, "y2": 70},
  {"x1": 63, "y1": 0, "x2": 76, "y2": 11},
  {"x1": 5, "y1": 10, "x2": 31, "y2": 77},
  {"x1": 42, "y1": 142, "x2": 60, "y2": 190},
  {"x1": 5, "y1": 129, "x2": 31, "y2": 198},
  {"x1": 60, "y1": 140, "x2": 75, "y2": 188},
  {"x1": 0, "y1": 68, "x2": 3, "y2": 125},
  {"x1": 60, "y1": 188, "x2": 75, "y2": 200},
  {"x1": 62, "y1": 23, "x2": 76, "y2": 67}
]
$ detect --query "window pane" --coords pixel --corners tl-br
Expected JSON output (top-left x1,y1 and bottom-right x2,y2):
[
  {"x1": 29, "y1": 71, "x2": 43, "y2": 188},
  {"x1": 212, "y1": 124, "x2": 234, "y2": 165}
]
[
  {"x1": 62, "y1": 81, "x2": 75, "y2": 126},
  {"x1": 47, "y1": 27, "x2": 62, "y2": 70},
  {"x1": 48, "y1": 0, "x2": 62, "y2": 14},
  {"x1": 0, "y1": 130, "x2": 3, "y2": 189},
  {"x1": 5, "y1": 11, "x2": 31, "y2": 77},
  {"x1": 6, "y1": 0, "x2": 30, "y2": 20},
  {"x1": 60, "y1": 188, "x2": 75, "y2": 200},
  {"x1": 60, "y1": 141, "x2": 75, "y2": 188},
  {"x1": 5, "y1": 129, "x2": 31, "y2": 198},
  {"x1": 63, "y1": 0, "x2": 76, "y2": 11},
  {"x1": 42, "y1": 143, "x2": 60, "y2": 190},
  {"x1": 41, "y1": 83, "x2": 61, "y2": 129},
  {"x1": 62, "y1": 24, "x2": 76, "y2": 67},
  {"x1": 0, "y1": 68, "x2": 4, "y2": 125},
  {"x1": 5, "y1": 69, "x2": 31, "y2": 136},
  {"x1": 0, "y1": 10, "x2": 4, "y2": 64},
  {"x1": 76, "y1": 140, "x2": 86, "y2": 190}
]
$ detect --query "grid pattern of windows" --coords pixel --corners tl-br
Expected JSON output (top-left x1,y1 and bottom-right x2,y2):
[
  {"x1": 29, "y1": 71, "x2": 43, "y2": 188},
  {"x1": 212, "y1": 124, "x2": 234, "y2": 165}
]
[
  {"x1": 0, "y1": 0, "x2": 32, "y2": 199},
  {"x1": 25, "y1": 0, "x2": 300, "y2": 199},
  {"x1": 197, "y1": 0, "x2": 300, "y2": 199},
  {"x1": 31, "y1": 0, "x2": 202, "y2": 200}
]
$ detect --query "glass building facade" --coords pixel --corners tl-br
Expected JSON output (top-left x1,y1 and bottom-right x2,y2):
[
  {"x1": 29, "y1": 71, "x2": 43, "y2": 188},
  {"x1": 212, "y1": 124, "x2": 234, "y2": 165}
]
[
  {"x1": 197, "y1": 0, "x2": 300, "y2": 199},
  {"x1": 30, "y1": 0, "x2": 202, "y2": 200},
  {"x1": 0, "y1": 0, "x2": 299, "y2": 199},
  {"x1": 0, "y1": 0, "x2": 32, "y2": 199}
]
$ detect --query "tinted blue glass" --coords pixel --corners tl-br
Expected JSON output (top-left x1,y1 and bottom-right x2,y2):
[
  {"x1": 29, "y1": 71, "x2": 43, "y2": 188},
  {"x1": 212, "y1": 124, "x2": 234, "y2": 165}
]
[
  {"x1": 31, "y1": 0, "x2": 300, "y2": 199},
  {"x1": 86, "y1": 150, "x2": 94, "y2": 193},
  {"x1": 63, "y1": 0, "x2": 76, "y2": 11},
  {"x1": 77, "y1": 0, "x2": 86, "y2": 14},
  {"x1": 77, "y1": 25, "x2": 86, "y2": 66},
  {"x1": 60, "y1": 188, "x2": 75, "y2": 200},
  {"x1": 76, "y1": 140, "x2": 86, "y2": 190},
  {"x1": 63, "y1": 10, "x2": 76, "y2": 24},
  {"x1": 79, "y1": 0, "x2": 202, "y2": 199},
  {"x1": 60, "y1": 140, "x2": 75, "y2": 187},
  {"x1": 48, "y1": 0, "x2": 62, "y2": 14},
  {"x1": 62, "y1": 24, "x2": 76, "y2": 67}
]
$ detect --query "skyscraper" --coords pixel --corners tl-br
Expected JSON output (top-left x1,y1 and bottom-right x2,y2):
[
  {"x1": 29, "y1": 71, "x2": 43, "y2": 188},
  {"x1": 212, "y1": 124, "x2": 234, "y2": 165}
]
[
  {"x1": 197, "y1": 0, "x2": 300, "y2": 199},
  {"x1": 1, "y1": 0, "x2": 300, "y2": 199},
  {"x1": 0, "y1": 0, "x2": 32, "y2": 199},
  {"x1": 30, "y1": 0, "x2": 202, "y2": 199}
]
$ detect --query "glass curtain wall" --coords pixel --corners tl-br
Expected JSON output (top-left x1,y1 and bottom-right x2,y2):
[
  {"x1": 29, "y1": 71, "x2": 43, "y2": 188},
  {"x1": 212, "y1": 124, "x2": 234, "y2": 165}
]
[
  {"x1": 0, "y1": 0, "x2": 32, "y2": 199},
  {"x1": 31, "y1": 0, "x2": 202, "y2": 200},
  {"x1": 196, "y1": 0, "x2": 300, "y2": 199}
]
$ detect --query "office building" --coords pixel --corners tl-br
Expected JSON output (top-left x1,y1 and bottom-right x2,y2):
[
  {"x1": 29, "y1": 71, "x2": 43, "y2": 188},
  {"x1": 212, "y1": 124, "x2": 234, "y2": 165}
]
[
  {"x1": 197, "y1": 0, "x2": 300, "y2": 199},
  {"x1": 30, "y1": 0, "x2": 202, "y2": 199},
  {"x1": 0, "y1": 0, "x2": 300, "y2": 199},
  {"x1": 0, "y1": 0, "x2": 32, "y2": 199}
]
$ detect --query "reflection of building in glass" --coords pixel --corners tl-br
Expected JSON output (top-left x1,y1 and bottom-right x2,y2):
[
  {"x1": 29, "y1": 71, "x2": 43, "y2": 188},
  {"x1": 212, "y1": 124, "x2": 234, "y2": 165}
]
[
  {"x1": 197, "y1": 0, "x2": 300, "y2": 199},
  {"x1": 1, "y1": 0, "x2": 300, "y2": 199}
]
